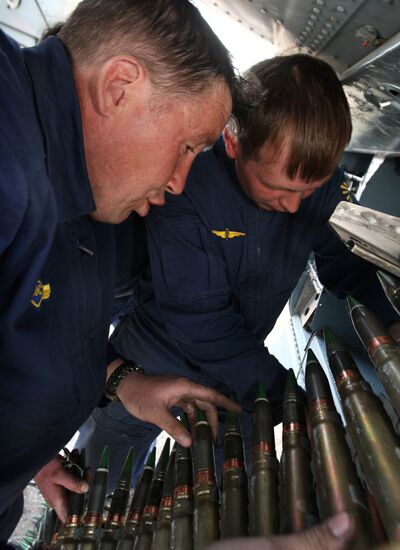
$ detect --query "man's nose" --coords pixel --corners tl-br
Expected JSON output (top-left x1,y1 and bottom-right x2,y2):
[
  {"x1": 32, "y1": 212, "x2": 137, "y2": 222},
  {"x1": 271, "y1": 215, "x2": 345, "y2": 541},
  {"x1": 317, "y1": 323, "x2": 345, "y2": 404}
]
[
  {"x1": 282, "y1": 191, "x2": 303, "y2": 213},
  {"x1": 166, "y1": 155, "x2": 194, "y2": 195}
]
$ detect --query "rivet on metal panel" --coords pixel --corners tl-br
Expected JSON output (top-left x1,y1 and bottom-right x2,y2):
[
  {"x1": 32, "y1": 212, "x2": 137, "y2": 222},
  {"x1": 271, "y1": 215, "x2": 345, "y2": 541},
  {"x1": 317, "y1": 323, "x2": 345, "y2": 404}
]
[{"x1": 337, "y1": 5, "x2": 346, "y2": 12}]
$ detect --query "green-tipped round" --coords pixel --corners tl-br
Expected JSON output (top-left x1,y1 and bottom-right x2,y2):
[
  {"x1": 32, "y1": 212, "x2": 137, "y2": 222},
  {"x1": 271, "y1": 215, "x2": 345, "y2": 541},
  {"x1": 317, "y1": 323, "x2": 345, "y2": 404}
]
[
  {"x1": 377, "y1": 270, "x2": 394, "y2": 287},
  {"x1": 323, "y1": 325, "x2": 361, "y2": 382},
  {"x1": 283, "y1": 368, "x2": 297, "y2": 398},
  {"x1": 86, "y1": 446, "x2": 109, "y2": 519},
  {"x1": 224, "y1": 410, "x2": 241, "y2": 439},
  {"x1": 196, "y1": 410, "x2": 207, "y2": 423},
  {"x1": 283, "y1": 369, "x2": 305, "y2": 427},
  {"x1": 79, "y1": 448, "x2": 86, "y2": 469},
  {"x1": 106, "y1": 449, "x2": 134, "y2": 526},
  {"x1": 252, "y1": 380, "x2": 274, "y2": 445},
  {"x1": 98, "y1": 446, "x2": 109, "y2": 470},
  {"x1": 256, "y1": 381, "x2": 268, "y2": 402},
  {"x1": 145, "y1": 447, "x2": 156, "y2": 469},
  {"x1": 225, "y1": 409, "x2": 238, "y2": 421},
  {"x1": 180, "y1": 412, "x2": 190, "y2": 431},
  {"x1": 161, "y1": 447, "x2": 176, "y2": 499},
  {"x1": 323, "y1": 325, "x2": 346, "y2": 358},
  {"x1": 305, "y1": 352, "x2": 333, "y2": 403},
  {"x1": 323, "y1": 325, "x2": 336, "y2": 344},
  {"x1": 346, "y1": 295, "x2": 362, "y2": 312},
  {"x1": 157, "y1": 438, "x2": 171, "y2": 472},
  {"x1": 306, "y1": 349, "x2": 319, "y2": 364},
  {"x1": 377, "y1": 270, "x2": 400, "y2": 315},
  {"x1": 120, "y1": 448, "x2": 134, "y2": 480}
]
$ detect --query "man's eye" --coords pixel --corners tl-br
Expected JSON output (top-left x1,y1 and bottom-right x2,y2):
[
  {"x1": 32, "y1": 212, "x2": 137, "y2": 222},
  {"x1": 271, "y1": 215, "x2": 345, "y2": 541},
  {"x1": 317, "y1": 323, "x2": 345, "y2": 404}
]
[{"x1": 186, "y1": 145, "x2": 195, "y2": 154}]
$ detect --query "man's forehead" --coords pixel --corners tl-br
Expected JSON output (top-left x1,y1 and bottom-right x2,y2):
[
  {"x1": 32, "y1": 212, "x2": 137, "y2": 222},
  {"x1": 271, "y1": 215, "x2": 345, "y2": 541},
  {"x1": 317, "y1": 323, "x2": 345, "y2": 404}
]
[
  {"x1": 189, "y1": 89, "x2": 231, "y2": 141},
  {"x1": 256, "y1": 140, "x2": 288, "y2": 167}
]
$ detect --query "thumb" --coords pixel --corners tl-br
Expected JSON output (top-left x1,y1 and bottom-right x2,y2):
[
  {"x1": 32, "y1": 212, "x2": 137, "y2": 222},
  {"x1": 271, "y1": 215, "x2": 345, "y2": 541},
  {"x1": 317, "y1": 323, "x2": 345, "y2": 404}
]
[
  {"x1": 300, "y1": 513, "x2": 355, "y2": 550},
  {"x1": 56, "y1": 468, "x2": 89, "y2": 493},
  {"x1": 158, "y1": 410, "x2": 192, "y2": 447}
]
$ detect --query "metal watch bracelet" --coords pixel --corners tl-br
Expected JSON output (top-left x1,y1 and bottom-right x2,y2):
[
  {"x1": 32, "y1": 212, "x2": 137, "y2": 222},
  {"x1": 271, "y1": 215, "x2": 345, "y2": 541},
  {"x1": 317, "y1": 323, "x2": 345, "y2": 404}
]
[{"x1": 104, "y1": 360, "x2": 145, "y2": 402}]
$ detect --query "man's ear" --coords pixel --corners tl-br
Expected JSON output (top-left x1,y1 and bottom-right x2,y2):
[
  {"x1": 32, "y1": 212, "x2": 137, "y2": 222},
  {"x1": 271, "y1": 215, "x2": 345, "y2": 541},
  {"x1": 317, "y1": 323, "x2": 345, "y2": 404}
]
[
  {"x1": 223, "y1": 126, "x2": 240, "y2": 159},
  {"x1": 90, "y1": 56, "x2": 148, "y2": 116}
]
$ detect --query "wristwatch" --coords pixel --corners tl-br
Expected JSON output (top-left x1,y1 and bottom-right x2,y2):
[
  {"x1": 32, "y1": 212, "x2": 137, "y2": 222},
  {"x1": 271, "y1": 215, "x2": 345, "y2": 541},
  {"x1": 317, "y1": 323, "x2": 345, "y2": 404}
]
[{"x1": 104, "y1": 360, "x2": 145, "y2": 402}]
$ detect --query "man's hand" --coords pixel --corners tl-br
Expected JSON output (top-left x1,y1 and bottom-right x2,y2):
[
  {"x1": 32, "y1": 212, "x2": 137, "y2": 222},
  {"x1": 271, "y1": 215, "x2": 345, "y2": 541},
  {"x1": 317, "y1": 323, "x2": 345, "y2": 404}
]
[
  {"x1": 34, "y1": 455, "x2": 89, "y2": 523},
  {"x1": 116, "y1": 372, "x2": 241, "y2": 446},
  {"x1": 206, "y1": 513, "x2": 355, "y2": 550}
]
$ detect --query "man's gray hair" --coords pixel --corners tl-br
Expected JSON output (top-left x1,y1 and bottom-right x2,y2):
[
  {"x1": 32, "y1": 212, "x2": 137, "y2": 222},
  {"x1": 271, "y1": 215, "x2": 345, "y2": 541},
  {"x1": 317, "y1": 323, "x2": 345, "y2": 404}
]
[{"x1": 58, "y1": 0, "x2": 237, "y2": 97}]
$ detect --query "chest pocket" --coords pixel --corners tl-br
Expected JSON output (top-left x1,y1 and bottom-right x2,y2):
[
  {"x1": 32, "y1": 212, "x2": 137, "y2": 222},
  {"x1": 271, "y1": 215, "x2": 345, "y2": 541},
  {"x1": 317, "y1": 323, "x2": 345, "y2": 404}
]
[{"x1": 157, "y1": 220, "x2": 228, "y2": 301}]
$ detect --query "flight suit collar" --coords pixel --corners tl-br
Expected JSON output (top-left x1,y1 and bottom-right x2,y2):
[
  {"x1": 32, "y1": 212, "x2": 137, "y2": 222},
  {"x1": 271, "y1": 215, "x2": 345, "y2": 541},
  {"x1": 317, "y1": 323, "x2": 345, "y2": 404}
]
[
  {"x1": 23, "y1": 36, "x2": 95, "y2": 222},
  {"x1": 213, "y1": 137, "x2": 256, "y2": 210}
]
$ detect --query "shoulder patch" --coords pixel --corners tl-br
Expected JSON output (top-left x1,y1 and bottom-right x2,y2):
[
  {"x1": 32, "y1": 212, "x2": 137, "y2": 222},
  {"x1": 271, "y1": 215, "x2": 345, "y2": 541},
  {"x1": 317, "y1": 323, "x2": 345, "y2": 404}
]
[
  {"x1": 212, "y1": 228, "x2": 246, "y2": 240},
  {"x1": 340, "y1": 182, "x2": 354, "y2": 202},
  {"x1": 31, "y1": 280, "x2": 51, "y2": 308}
]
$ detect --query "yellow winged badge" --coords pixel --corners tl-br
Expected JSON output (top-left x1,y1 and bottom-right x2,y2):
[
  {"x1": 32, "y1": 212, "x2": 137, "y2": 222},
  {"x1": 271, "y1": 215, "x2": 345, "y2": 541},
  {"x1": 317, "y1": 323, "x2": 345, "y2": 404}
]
[
  {"x1": 212, "y1": 228, "x2": 246, "y2": 240},
  {"x1": 340, "y1": 182, "x2": 354, "y2": 202}
]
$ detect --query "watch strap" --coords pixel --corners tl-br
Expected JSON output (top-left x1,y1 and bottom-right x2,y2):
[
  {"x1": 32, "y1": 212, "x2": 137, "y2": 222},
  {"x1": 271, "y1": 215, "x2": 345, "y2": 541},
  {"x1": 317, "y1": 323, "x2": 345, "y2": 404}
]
[{"x1": 104, "y1": 360, "x2": 144, "y2": 402}]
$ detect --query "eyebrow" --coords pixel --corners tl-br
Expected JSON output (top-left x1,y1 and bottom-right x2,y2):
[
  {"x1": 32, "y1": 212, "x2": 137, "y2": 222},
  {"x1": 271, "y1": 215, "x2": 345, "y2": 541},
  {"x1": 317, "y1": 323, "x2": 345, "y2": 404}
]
[{"x1": 263, "y1": 178, "x2": 328, "y2": 192}]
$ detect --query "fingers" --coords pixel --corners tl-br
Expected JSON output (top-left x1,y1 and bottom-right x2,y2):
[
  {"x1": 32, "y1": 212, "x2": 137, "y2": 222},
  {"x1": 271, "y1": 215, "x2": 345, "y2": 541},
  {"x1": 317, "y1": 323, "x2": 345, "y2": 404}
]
[
  {"x1": 60, "y1": 469, "x2": 89, "y2": 494},
  {"x1": 48, "y1": 488, "x2": 68, "y2": 525},
  {"x1": 34, "y1": 455, "x2": 89, "y2": 524},
  {"x1": 157, "y1": 408, "x2": 192, "y2": 447},
  {"x1": 206, "y1": 514, "x2": 355, "y2": 550},
  {"x1": 271, "y1": 512, "x2": 355, "y2": 550},
  {"x1": 180, "y1": 401, "x2": 197, "y2": 425},
  {"x1": 182, "y1": 381, "x2": 242, "y2": 414},
  {"x1": 300, "y1": 513, "x2": 355, "y2": 550}
]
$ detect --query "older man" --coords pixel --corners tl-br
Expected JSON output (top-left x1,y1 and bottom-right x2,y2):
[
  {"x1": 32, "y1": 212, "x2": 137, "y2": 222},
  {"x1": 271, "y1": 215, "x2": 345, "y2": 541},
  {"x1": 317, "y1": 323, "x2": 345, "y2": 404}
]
[
  {"x1": 80, "y1": 54, "x2": 399, "y2": 492},
  {"x1": 0, "y1": 0, "x2": 240, "y2": 537}
]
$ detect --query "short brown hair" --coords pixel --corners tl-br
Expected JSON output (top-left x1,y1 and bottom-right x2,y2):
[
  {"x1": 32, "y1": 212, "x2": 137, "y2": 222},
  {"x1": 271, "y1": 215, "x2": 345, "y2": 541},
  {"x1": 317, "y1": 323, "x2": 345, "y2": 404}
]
[
  {"x1": 234, "y1": 54, "x2": 352, "y2": 181},
  {"x1": 58, "y1": 0, "x2": 237, "y2": 98}
]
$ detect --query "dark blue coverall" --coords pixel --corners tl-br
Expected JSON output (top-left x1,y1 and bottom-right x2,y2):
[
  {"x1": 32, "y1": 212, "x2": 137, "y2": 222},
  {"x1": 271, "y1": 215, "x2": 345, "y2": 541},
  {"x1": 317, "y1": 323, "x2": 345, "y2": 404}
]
[
  {"x1": 78, "y1": 138, "x2": 398, "y2": 489},
  {"x1": 0, "y1": 31, "x2": 115, "y2": 536}
]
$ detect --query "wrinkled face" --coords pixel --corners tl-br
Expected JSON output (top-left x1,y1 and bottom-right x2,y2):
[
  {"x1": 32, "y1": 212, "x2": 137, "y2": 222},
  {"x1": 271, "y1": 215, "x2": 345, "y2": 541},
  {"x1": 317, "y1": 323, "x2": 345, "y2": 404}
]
[
  {"x1": 228, "y1": 135, "x2": 330, "y2": 214},
  {"x1": 87, "y1": 81, "x2": 231, "y2": 223}
]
